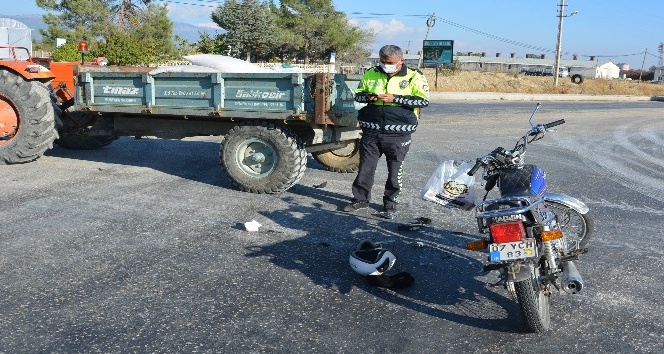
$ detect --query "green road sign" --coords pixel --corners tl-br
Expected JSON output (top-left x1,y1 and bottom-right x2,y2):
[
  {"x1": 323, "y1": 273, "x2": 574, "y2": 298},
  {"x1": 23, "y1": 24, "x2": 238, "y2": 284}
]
[{"x1": 422, "y1": 40, "x2": 454, "y2": 66}]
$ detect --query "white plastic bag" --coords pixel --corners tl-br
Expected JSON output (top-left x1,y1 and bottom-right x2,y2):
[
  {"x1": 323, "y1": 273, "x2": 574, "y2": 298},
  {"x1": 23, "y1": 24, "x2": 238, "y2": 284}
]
[
  {"x1": 183, "y1": 54, "x2": 273, "y2": 73},
  {"x1": 149, "y1": 65, "x2": 220, "y2": 75},
  {"x1": 421, "y1": 160, "x2": 476, "y2": 211}
]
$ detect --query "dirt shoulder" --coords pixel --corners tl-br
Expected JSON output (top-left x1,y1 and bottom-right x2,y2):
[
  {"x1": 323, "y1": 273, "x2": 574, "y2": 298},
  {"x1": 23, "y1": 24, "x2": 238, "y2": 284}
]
[{"x1": 422, "y1": 70, "x2": 664, "y2": 97}]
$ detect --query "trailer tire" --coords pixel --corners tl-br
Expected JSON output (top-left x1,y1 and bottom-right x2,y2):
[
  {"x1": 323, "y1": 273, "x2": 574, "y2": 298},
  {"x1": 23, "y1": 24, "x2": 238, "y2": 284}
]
[
  {"x1": 0, "y1": 71, "x2": 57, "y2": 164},
  {"x1": 571, "y1": 74, "x2": 583, "y2": 84},
  {"x1": 55, "y1": 111, "x2": 117, "y2": 150},
  {"x1": 311, "y1": 139, "x2": 360, "y2": 173},
  {"x1": 220, "y1": 122, "x2": 307, "y2": 194}
]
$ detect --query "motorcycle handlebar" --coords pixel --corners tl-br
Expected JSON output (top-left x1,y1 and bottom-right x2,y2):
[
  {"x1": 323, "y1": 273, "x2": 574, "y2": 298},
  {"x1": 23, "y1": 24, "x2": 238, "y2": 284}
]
[
  {"x1": 467, "y1": 159, "x2": 483, "y2": 176},
  {"x1": 544, "y1": 119, "x2": 566, "y2": 129}
]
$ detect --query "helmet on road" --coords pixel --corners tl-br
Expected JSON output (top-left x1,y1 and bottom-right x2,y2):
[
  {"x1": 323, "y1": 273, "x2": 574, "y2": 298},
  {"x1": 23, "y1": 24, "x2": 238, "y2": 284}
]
[{"x1": 349, "y1": 240, "x2": 396, "y2": 276}]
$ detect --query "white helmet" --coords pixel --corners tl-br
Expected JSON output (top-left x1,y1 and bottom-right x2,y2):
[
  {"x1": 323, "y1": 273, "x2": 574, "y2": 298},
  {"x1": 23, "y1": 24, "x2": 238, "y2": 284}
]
[{"x1": 349, "y1": 240, "x2": 396, "y2": 276}]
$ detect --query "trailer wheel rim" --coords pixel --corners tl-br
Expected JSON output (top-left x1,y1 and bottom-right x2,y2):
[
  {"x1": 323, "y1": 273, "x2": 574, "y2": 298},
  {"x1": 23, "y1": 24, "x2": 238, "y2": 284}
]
[
  {"x1": 235, "y1": 138, "x2": 277, "y2": 178},
  {"x1": 0, "y1": 94, "x2": 19, "y2": 147}
]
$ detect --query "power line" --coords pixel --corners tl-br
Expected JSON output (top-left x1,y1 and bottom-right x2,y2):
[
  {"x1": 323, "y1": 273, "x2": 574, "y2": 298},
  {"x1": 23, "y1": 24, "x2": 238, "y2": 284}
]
[
  {"x1": 338, "y1": 10, "x2": 653, "y2": 60},
  {"x1": 154, "y1": 0, "x2": 222, "y2": 8},
  {"x1": 434, "y1": 15, "x2": 653, "y2": 61},
  {"x1": 344, "y1": 11, "x2": 650, "y2": 60},
  {"x1": 436, "y1": 17, "x2": 555, "y2": 54},
  {"x1": 152, "y1": 3, "x2": 654, "y2": 61}
]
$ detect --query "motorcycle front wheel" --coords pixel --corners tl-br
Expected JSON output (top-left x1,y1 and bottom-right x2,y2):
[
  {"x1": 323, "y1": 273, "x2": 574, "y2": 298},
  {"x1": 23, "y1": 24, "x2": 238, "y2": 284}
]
[
  {"x1": 514, "y1": 268, "x2": 551, "y2": 333},
  {"x1": 545, "y1": 200, "x2": 593, "y2": 251}
]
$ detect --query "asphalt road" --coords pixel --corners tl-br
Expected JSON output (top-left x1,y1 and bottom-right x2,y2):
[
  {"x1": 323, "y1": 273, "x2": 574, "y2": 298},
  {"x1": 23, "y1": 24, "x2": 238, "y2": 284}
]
[{"x1": 1, "y1": 101, "x2": 662, "y2": 353}]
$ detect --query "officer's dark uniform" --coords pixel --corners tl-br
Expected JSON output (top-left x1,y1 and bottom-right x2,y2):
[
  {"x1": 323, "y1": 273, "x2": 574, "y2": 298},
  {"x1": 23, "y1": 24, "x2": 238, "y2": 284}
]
[{"x1": 350, "y1": 64, "x2": 429, "y2": 211}]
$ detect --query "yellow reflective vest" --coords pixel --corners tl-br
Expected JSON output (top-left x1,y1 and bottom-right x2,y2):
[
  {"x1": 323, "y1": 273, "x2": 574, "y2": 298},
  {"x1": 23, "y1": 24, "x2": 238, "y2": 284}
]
[{"x1": 354, "y1": 66, "x2": 429, "y2": 133}]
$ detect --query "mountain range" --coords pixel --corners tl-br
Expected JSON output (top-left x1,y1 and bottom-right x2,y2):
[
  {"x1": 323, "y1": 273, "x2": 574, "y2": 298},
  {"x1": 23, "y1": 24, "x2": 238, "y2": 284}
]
[{"x1": 3, "y1": 14, "x2": 223, "y2": 43}]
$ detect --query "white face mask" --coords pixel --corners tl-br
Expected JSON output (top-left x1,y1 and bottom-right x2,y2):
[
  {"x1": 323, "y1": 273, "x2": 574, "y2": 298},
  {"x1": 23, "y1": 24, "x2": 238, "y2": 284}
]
[{"x1": 380, "y1": 63, "x2": 399, "y2": 74}]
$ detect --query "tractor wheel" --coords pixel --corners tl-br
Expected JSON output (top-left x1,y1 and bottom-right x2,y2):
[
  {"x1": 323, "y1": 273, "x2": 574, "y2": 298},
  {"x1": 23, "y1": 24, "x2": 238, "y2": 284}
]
[
  {"x1": 311, "y1": 139, "x2": 360, "y2": 173},
  {"x1": 55, "y1": 111, "x2": 117, "y2": 150},
  {"x1": 220, "y1": 121, "x2": 307, "y2": 194},
  {"x1": 0, "y1": 71, "x2": 58, "y2": 164},
  {"x1": 571, "y1": 74, "x2": 584, "y2": 84}
]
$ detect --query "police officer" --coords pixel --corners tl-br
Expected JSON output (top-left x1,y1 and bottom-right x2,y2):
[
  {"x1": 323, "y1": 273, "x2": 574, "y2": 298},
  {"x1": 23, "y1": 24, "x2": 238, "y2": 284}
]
[{"x1": 343, "y1": 45, "x2": 429, "y2": 217}]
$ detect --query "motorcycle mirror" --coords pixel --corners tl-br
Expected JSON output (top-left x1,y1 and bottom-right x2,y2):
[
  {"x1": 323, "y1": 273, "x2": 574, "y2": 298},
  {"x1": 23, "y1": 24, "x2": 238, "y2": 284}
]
[{"x1": 528, "y1": 103, "x2": 542, "y2": 127}]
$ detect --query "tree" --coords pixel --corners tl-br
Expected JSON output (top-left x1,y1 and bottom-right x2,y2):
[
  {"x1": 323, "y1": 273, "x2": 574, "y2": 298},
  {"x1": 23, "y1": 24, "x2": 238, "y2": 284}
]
[
  {"x1": 335, "y1": 27, "x2": 374, "y2": 67},
  {"x1": 101, "y1": 30, "x2": 151, "y2": 65},
  {"x1": 36, "y1": 0, "x2": 177, "y2": 65},
  {"x1": 116, "y1": 0, "x2": 153, "y2": 28},
  {"x1": 273, "y1": 0, "x2": 367, "y2": 64},
  {"x1": 129, "y1": 4, "x2": 179, "y2": 62},
  {"x1": 36, "y1": 0, "x2": 114, "y2": 46},
  {"x1": 174, "y1": 35, "x2": 195, "y2": 56},
  {"x1": 211, "y1": 0, "x2": 277, "y2": 62},
  {"x1": 196, "y1": 32, "x2": 230, "y2": 55},
  {"x1": 52, "y1": 41, "x2": 103, "y2": 62}
]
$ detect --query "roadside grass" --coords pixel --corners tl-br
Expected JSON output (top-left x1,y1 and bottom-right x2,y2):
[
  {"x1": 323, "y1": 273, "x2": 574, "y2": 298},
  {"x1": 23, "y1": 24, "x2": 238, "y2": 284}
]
[{"x1": 423, "y1": 69, "x2": 664, "y2": 96}]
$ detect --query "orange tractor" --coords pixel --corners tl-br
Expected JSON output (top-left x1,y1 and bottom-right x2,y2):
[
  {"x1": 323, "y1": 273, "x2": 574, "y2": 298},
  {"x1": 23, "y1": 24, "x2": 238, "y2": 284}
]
[{"x1": 0, "y1": 43, "x2": 114, "y2": 164}]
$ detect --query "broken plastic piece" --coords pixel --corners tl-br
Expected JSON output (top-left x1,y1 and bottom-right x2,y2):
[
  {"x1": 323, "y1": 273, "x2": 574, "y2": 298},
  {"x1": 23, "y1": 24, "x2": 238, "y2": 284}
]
[
  {"x1": 244, "y1": 220, "x2": 262, "y2": 232},
  {"x1": 378, "y1": 211, "x2": 398, "y2": 220}
]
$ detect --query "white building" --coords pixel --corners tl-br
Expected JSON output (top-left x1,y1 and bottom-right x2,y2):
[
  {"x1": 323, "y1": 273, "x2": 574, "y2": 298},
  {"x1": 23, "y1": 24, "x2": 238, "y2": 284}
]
[
  {"x1": 364, "y1": 52, "x2": 622, "y2": 80},
  {"x1": 452, "y1": 53, "x2": 620, "y2": 79},
  {"x1": 595, "y1": 62, "x2": 621, "y2": 79}
]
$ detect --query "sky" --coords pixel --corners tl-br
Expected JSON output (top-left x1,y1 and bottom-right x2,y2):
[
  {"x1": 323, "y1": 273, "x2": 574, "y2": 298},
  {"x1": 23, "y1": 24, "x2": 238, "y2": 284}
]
[{"x1": 2, "y1": 0, "x2": 663, "y2": 69}]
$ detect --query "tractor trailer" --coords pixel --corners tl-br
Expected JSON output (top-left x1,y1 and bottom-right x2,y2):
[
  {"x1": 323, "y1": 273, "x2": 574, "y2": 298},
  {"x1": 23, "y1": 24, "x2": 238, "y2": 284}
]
[{"x1": 0, "y1": 46, "x2": 362, "y2": 193}]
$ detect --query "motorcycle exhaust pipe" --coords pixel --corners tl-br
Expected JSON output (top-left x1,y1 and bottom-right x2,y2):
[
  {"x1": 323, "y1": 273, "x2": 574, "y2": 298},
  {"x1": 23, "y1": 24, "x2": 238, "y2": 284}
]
[{"x1": 561, "y1": 260, "x2": 584, "y2": 294}]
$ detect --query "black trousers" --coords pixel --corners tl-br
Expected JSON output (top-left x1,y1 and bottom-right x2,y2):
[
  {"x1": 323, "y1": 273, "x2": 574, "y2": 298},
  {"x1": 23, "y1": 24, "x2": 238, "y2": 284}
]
[{"x1": 351, "y1": 130, "x2": 412, "y2": 209}]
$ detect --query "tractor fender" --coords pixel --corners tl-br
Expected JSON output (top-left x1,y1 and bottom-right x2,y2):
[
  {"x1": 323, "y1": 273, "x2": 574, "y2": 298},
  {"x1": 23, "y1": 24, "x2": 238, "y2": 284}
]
[{"x1": 0, "y1": 62, "x2": 55, "y2": 82}]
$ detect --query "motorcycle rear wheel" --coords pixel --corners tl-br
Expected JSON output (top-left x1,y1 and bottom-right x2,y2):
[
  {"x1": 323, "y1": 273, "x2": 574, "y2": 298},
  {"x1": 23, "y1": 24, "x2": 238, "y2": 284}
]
[
  {"x1": 514, "y1": 269, "x2": 551, "y2": 333},
  {"x1": 545, "y1": 200, "x2": 593, "y2": 251}
]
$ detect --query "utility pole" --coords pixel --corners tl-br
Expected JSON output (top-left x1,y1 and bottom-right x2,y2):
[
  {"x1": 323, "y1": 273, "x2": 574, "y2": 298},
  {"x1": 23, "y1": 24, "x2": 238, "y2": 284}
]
[
  {"x1": 553, "y1": 0, "x2": 566, "y2": 86},
  {"x1": 417, "y1": 13, "x2": 436, "y2": 69},
  {"x1": 638, "y1": 48, "x2": 647, "y2": 83},
  {"x1": 553, "y1": 1, "x2": 578, "y2": 85}
]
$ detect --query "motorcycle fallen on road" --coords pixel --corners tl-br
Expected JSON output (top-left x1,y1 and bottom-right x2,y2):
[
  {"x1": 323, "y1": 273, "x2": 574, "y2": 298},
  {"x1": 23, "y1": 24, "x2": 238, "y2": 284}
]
[{"x1": 425, "y1": 103, "x2": 593, "y2": 332}]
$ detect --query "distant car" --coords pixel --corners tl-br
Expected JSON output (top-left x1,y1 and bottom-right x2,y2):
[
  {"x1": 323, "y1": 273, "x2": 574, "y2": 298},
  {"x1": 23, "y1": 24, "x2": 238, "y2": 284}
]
[
  {"x1": 521, "y1": 67, "x2": 551, "y2": 76},
  {"x1": 558, "y1": 67, "x2": 569, "y2": 78},
  {"x1": 521, "y1": 67, "x2": 569, "y2": 77}
]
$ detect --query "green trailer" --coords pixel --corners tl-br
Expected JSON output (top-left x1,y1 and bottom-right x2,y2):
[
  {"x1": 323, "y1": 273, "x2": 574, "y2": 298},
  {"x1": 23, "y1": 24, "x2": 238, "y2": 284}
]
[{"x1": 66, "y1": 66, "x2": 363, "y2": 193}]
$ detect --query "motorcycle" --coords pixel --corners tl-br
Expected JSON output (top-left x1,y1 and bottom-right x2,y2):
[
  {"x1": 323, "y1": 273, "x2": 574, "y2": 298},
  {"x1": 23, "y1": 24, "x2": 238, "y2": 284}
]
[{"x1": 463, "y1": 103, "x2": 593, "y2": 332}]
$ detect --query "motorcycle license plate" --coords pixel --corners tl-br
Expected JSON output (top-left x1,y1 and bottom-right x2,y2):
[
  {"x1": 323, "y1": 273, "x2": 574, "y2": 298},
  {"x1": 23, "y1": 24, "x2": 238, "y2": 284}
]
[{"x1": 489, "y1": 240, "x2": 537, "y2": 262}]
